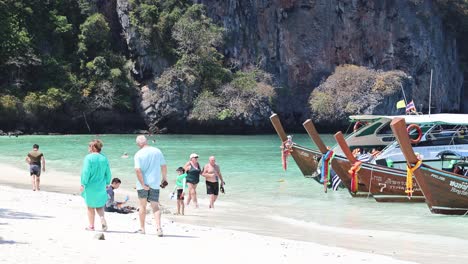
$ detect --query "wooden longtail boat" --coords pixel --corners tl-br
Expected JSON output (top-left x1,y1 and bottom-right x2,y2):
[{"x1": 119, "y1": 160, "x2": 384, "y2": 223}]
[
  {"x1": 391, "y1": 118, "x2": 468, "y2": 215},
  {"x1": 270, "y1": 114, "x2": 367, "y2": 195},
  {"x1": 270, "y1": 114, "x2": 322, "y2": 178},
  {"x1": 270, "y1": 114, "x2": 400, "y2": 179},
  {"x1": 333, "y1": 131, "x2": 424, "y2": 202},
  {"x1": 302, "y1": 119, "x2": 370, "y2": 196}
]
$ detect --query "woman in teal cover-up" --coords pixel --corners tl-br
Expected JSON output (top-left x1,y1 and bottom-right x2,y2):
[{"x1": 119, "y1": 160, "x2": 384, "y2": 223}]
[{"x1": 80, "y1": 139, "x2": 112, "y2": 231}]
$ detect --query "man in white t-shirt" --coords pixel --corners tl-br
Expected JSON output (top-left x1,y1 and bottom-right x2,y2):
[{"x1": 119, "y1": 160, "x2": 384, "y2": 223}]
[{"x1": 134, "y1": 135, "x2": 168, "y2": 236}]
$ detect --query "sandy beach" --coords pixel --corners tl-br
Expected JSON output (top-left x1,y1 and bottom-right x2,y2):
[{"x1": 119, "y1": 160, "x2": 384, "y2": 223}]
[{"x1": 0, "y1": 163, "x2": 419, "y2": 264}]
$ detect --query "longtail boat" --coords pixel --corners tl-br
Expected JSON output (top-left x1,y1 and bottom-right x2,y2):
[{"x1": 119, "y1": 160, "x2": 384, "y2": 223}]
[
  {"x1": 329, "y1": 114, "x2": 468, "y2": 201},
  {"x1": 372, "y1": 116, "x2": 468, "y2": 169},
  {"x1": 270, "y1": 114, "x2": 400, "y2": 179},
  {"x1": 333, "y1": 131, "x2": 424, "y2": 202},
  {"x1": 302, "y1": 119, "x2": 370, "y2": 196},
  {"x1": 270, "y1": 114, "x2": 322, "y2": 178},
  {"x1": 391, "y1": 117, "x2": 468, "y2": 215}
]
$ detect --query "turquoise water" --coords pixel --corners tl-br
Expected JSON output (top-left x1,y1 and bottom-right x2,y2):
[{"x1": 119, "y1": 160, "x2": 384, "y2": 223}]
[{"x1": 1, "y1": 134, "x2": 468, "y2": 262}]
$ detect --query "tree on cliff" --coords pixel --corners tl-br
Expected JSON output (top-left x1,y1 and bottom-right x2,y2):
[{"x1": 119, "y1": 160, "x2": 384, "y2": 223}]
[
  {"x1": 172, "y1": 4, "x2": 230, "y2": 91},
  {"x1": 309, "y1": 65, "x2": 412, "y2": 125}
]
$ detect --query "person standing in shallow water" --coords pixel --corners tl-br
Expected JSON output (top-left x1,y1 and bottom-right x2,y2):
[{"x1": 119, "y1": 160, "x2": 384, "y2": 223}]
[
  {"x1": 80, "y1": 139, "x2": 111, "y2": 231},
  {"x1": 25, "y1": 144, "x2": 46, "y2": 191},
  {"x1": 184, "y1": 153, "x2": 201, "y2": 208},
  {"x1": 201, "y1": 156, "x2": 225, "y2": 209}
]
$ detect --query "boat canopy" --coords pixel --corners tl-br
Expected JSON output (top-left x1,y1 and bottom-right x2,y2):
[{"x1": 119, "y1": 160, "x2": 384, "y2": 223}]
[{"x1": 349, "y1": 114, "x2": 468, "y2": 125}]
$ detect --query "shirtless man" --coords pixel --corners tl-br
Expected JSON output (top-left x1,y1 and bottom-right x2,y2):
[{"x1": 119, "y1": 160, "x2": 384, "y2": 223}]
[
  {"x1": 201, "y1": 156, "x2": 225, "y2": 209},
  {"x1": 25, "y1": 144, "x2": 46, "y2": 191}
]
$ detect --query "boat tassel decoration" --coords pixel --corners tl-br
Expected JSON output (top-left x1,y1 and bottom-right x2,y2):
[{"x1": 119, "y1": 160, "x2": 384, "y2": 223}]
[
  {"x1": 281, "y1": 135, "x2": 294, "y2": 171},
  {"x1": 320, "y1": 150, "x2": 335, "y2": 193},
  {"x1": 348, "y1": 161, "x2": 362, "y2": 193},
  {"x1": 405, "y1": 160, "x2": 422, "y2": 198}
]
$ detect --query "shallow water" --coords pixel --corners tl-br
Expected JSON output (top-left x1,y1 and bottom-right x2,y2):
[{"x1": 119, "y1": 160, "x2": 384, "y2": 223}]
[{"x1": 1, "y1": 134, "x2": 468, "y2": 263}]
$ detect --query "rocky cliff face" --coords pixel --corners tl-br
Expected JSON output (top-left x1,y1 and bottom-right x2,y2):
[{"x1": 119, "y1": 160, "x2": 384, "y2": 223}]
[
  {"x1": 115, "y1": 0, "x2": 463, "y2": 132},
  {"x1": 116, "y1": 0, "x2": 169, "y2": 80},
  {"x1": 194, "y1": 0, "x2": 463, "y2": 126}
]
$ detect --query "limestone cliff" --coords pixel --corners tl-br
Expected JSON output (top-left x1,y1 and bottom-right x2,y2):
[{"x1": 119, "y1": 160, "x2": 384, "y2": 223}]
[
  {"x1": 194, "y1": 0, "x2": 463, "y2": 127},
  {"x1": 115, "y1": 0, "x2": 464, "y2": 132}
]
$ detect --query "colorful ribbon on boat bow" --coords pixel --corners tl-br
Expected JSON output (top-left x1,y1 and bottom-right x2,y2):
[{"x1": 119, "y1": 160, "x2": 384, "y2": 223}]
[
  {"x1": 281, "y1": 137, "x2": 294, "y2": 171},
  {"x1": 348, "y1": 161, "x2": 362, "y2": 193},
  {"x1": 405, "y1": 160, "x2": 422, "y2": 198},
  {"x1": 320, "y1": 150, "x2": 335, "y2": 193}
]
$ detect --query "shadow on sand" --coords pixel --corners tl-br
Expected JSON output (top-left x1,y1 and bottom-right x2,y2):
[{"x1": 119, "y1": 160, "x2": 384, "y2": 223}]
[
  {"x1": 0, "y1": 239, "x2": 28, "y2": 245},
  {"x1": 0, "y1": 208, "x2": 53, "y2": 220}
]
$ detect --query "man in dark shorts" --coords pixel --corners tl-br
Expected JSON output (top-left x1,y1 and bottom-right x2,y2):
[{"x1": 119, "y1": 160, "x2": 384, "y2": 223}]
[
  {"x1": 201, "y1": 156, "x2": 225, "y2": 209},
  {"x1": 25, "y1": 144, "x2": 46, "y2": 191},
  {"x1": 134, "y1": 135, "x2": 168, "y2": 236}
]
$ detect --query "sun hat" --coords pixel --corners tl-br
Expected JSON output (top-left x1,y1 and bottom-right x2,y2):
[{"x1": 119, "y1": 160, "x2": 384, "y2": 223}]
[{"x1": 190, "y1": 153, "x2": 199, "y2": 159}]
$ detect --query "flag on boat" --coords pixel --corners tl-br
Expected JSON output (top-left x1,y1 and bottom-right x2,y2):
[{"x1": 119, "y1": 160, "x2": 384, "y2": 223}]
[
  {"x1": 396, "y1": 100, "x2": 406, "y2": 109},
  {"x1": 406, "y1": 100, "x2": 416, "y2": 113}
]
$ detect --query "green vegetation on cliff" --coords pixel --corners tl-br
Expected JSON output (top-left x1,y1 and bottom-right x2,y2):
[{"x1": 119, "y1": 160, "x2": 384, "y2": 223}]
[
  {"x1": 0, "y1": 1, "x2": 273, "y2": 132},
  {"x1": 1, "y1": 0, "x2": 467, "y2": 132}
]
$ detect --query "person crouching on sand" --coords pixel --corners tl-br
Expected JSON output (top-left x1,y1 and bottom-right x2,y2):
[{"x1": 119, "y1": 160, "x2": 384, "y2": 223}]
[{"x1": 80, "y1": 139, "x2": 112, "y2": 231}]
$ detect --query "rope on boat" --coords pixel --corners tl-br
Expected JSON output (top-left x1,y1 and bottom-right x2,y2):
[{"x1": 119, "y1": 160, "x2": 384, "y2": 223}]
[
  {"x1": 320, "y1": 150, "x2": 335, "y2": 193},
  {"x1": 367, "y1": 165, "x2": 374, "y2": 199},
  {"x1": 405, "y1": 160, "x2": 422, "y2": 198},
  {"x1": 348, "y1": 161, "x2": 362, "y2": 194}
]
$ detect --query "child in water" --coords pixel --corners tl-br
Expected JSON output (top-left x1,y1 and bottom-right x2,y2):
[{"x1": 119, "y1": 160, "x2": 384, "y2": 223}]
[{"x1": 171, "y1": 167, "x2": 187, "y2": 215}]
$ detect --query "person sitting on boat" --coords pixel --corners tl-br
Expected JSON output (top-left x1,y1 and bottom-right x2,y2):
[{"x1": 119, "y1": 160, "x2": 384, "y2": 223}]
[
  {"x1": 352, "y1": 148, "x2": 361, "y2": 157},
  {"x1": 371, "y1": 148, "x2": 381, "y2": 157}
]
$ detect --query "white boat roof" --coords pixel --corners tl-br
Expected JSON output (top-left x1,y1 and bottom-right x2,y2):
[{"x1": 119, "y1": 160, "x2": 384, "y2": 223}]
[{"x1": 349, "y1": 114, "x2": 468, "y2": 125}]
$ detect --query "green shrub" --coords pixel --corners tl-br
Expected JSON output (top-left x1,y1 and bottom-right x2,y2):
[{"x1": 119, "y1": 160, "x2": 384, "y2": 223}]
[
  {"x1": 217, "y1": 109, "x2": 234, "y2": 120},
  {"x1": 23, "y1": 88, "x2": 70, "y2": 114},
  {"x1": 309, "y1": 65, "x2": 410, "y2": 122},
  {"x1": 0, "y1": 95, "x2": 20, "y2": 118},
  {"x1": 190, "y1": 90, "x2": 222, "y2": 121}
]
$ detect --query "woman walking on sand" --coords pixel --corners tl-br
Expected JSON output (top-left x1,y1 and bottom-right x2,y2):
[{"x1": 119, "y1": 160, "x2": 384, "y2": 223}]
[
  {"x1": 80, "y1": 139, "x2": 112, "y2": 231},
  {"x1": 184, "y1": 153, "x2": 201, "y2": 208}
]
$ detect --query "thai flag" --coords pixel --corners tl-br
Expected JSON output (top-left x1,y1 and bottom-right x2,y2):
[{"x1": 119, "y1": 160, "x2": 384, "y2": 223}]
[{"x1": 406, "y1": 100, "x2": 416, "y2": 112}]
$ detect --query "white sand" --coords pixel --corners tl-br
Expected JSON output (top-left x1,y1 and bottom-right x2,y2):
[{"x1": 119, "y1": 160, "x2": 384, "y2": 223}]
[{"x1": 0, "y1": 164, "x2": 417, "y2": 264}]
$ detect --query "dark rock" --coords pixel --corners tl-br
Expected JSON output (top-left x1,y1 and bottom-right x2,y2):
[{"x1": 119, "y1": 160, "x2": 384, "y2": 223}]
[{"x1": 94, "y1": 233, "x2": 105, "y2": 240}]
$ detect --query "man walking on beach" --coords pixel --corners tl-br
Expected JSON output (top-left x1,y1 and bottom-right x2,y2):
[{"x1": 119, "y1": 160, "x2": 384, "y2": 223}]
[
  {"x1": 201, "y1": 156, "x2": 224, "y2": 209},
  {"x1": 134, "y1": 135, "x2": 168, "y2": 236},
  {"x1": 25, "y1": 144, "x2": 46, "y2": 191}
]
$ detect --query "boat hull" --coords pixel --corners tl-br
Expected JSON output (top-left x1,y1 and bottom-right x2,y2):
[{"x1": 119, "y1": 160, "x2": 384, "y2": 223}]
[
  {"x1": 289, "y1": 145, "x2": 322, "y2": 178},
  {"x1": 358, "y1": 163, "x2": 424, "y2": 202},
  {"x1": 414, "y1": 166, "x2": 468, "y2": 215},
  {"x1": 332, "y1": 156, "x2": 371, "y2": 197}
]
